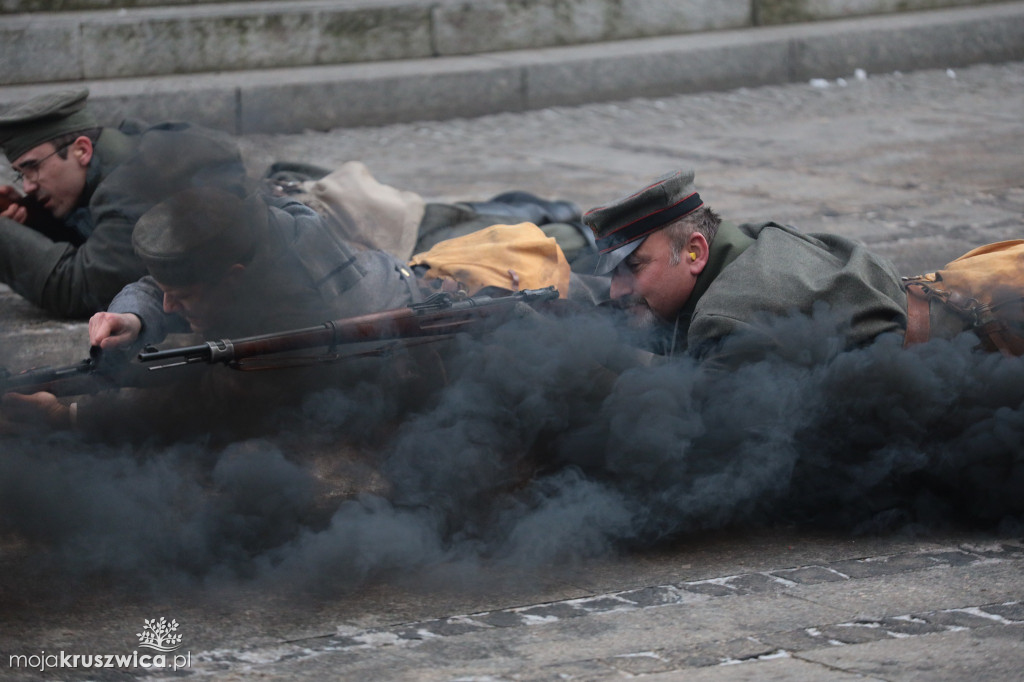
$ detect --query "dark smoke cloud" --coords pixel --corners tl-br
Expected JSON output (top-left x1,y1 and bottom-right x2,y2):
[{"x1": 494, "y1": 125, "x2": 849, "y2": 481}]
[{"x1": 1, "y1": 305, "x2": 1022, "y2": 596}]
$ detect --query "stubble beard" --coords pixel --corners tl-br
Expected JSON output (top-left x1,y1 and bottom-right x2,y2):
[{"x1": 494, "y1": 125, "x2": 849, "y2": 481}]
[{"x1": 618, "y1": 296, "x2": 661, "y2": 330}]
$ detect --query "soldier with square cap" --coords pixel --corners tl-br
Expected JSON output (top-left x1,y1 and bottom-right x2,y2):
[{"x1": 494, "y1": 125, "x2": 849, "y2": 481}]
[
  {"x1": 0, "y1": 88, "x2": 249, "y2": 318},
  {"x1": 3, "y1": 185, "x2": 427, "y2": 442},
  {"x1": 583, "y1": 169, "x2": 911, "y2": 365}
]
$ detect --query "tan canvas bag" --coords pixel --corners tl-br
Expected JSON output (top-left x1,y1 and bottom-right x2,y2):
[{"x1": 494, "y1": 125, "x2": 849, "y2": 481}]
[
  {"x1": 903, "y1": 239, "x2": 1024, "y2": 356},
  {"x1": 408, "y1": 222, "x2": 572, "y2": 298}
]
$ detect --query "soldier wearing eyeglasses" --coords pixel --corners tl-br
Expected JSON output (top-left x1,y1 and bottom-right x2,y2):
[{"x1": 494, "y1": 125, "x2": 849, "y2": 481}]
[{"x1": 0, "y1": 89, "x2": 249, "y2": 318}]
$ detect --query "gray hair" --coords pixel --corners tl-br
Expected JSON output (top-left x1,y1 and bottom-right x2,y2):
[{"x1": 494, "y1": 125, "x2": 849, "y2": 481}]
[{"x1": 664, "y1": 206, "x2": 722, "y2": 265}]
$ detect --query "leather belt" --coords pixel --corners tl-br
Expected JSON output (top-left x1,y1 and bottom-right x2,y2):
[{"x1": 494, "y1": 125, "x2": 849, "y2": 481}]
[{"x1": 903, "y1": 284, "x2": 931, "y2": 348}]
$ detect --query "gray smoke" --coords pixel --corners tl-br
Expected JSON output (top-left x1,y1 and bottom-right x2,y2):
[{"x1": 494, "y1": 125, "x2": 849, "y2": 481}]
[{"x1": 1, "y1": 305, "x2": 1022, "y2": 597}]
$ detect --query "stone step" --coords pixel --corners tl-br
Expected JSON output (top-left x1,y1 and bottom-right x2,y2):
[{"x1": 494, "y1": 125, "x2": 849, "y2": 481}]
[
  {"x1": 1, "y1": 0, "x2": 1011, "y2": 86},
  {"x1": 0, "y1": 0, "x2": 265, "y2": 12},
  {"x1": 1, "y1": 2, "x2": 1021, "y2": 135},
  {"x1": 0, "y1": 0, "x2": 750, "y2": 86}
]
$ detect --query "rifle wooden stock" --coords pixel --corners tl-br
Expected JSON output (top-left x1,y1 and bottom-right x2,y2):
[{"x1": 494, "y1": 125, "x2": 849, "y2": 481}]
[{"x1": 139, "y1": 287, "x2": 560, "y2": 370}]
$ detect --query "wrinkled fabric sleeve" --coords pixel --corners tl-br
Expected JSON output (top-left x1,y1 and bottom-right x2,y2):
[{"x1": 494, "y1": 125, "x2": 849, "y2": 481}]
[
  {"x1": 107, "y1": 275, "x2": 190, "y2": 350},
  {"x1": 0, "y1": 206, "x2": 147, "y2": 318}
]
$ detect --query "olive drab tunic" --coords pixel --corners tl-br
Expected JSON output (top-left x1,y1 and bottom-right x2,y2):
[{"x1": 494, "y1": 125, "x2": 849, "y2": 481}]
[
  {"x1": 0, "y1": 120, "x2": 248, "y2": 318},
  {"x1": 676, "y1": 221, "x2": 908, "y2": 366}
]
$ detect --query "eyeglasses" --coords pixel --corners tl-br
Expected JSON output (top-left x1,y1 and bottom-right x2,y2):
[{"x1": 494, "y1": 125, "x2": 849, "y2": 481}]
[{"x1": 12, "y1": 143, "x2": 70, "y2": 184}]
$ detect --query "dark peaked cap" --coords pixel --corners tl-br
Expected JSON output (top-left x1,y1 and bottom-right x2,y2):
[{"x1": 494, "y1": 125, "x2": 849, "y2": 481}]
[
  {"x1": 582, "y1": 169, "x2": 703, "y2": 275},
  {"x1": 133, "y1": 187, "x2": 266, "y2": 287},
  {"x1": 0, "y1": 88, "x2": 97, "y2": 162}
]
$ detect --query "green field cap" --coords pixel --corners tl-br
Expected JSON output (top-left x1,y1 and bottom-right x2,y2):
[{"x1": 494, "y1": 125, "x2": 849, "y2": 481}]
[
  {"x1": 0, "y1": 88, "x2": 96, "y2": 162},
  {"x1": 583, "y1": 169, "x2": 703, "y2": 274}
]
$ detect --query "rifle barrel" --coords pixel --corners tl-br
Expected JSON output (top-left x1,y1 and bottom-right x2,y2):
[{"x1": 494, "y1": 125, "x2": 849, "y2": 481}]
[{"x1": 139, "y1": 287, "x2": 558, "y2": 369}]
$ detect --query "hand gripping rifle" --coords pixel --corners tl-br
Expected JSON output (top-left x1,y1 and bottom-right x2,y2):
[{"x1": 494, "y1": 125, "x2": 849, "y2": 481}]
[{"x1": 138, "y1": 287, "x2": 560, "y2": 371}]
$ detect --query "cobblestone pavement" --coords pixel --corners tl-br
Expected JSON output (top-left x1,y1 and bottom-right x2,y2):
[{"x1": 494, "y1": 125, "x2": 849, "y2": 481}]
[
  {"x1": 1, "y1": 61, "x2": 1022, "y2": 681},
  {"x1": 174, "y1": 540, "x2": 1024, "y2": 680}
]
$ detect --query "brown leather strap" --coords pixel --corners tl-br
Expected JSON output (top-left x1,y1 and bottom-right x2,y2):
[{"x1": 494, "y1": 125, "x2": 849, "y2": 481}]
[
  {"x1": 904, "y1": 285, "x2": 931, "y2": 348},
  {"x1": 977, "y1": 319, "x2": 1016, "y2": 356}
]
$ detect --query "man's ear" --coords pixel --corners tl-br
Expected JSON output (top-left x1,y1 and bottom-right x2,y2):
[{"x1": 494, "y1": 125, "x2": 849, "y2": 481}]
[
  {"x1": 70, "y1": 136, "x2": 93, "y2": 167},
  {"x1": 687, "y1": 232, "x2": 710, "y2": 273}
]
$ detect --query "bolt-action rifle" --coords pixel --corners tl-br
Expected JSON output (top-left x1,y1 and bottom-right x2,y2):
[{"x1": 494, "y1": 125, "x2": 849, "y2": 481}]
[
  {"x1": 0, "y1": 287, "x2": 560, "y2": 395},
  {"x1": 0, "y1": 347, "x2": 142, "y2": 397},
  {"x1": 138, "y1": 286, "x2": 560, "y2": 370}
]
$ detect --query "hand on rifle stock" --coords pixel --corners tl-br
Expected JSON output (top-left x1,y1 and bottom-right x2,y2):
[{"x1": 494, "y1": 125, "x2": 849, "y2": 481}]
[
  {"x1": 0, "y1": 391, "x2": 71, "y2": 433},
  {"x1": 89, "y1": 312, "x2": 143, "y2": 350}
]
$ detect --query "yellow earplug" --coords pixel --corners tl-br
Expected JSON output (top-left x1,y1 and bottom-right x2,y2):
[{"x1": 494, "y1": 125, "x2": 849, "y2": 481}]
[{"x1": 689, "y1": 252, "x2": 697, "y2": 261}]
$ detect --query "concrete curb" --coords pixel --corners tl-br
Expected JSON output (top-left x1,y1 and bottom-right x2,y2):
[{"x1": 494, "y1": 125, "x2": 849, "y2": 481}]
[{"x1": 0, "y1": 2, "x2": 1022, "y2": 135}]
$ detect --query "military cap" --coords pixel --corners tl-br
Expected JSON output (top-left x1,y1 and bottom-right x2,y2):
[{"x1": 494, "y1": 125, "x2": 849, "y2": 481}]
[
  {"x1": 0, "y1": 88, "x2": 98, "y2": 162},
  {"x1": 582, "y1": 169, "x2": 703, "y2": 274},
  {"x1": 133, "y1": 186, "x2": 266, "y2": 287}
]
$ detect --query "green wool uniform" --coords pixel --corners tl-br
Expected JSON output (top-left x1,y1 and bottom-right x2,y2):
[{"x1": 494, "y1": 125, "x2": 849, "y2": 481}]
[
  {"x1": 677, "y1": 221, "x2": 907, "y2": 365},
  {"x1": 0, "y1": 120, "x2": 248, "y2": 317}
]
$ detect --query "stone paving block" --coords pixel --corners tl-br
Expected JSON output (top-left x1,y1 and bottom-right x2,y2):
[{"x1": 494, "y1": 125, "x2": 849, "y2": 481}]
[
  {"x1": 680, "y1": 581, "x2": 739, "y2": 598},
  {"x1": 983, "y1": 601, "x2": 1024, "y2": 622},
  {"x1": 724, "y1": 573, "x2": 789, "y2": 594},
  {"x1": 771, "y1": 565, "x2": 848, "y2": 585},
  {"x1": 1, "y1": 0, "x2": 268, "y2": 10},
  {"x1": 924, "y1": 550, "x2": 986, "y2": 567},
  {"x1": 521, "y1": 658, "x2": 619, "y2": 680},
  {"x1": 432, "y1": 0, "x2": 750, "y2": 55},
  {"x1": 603, "y1": 649, "x2": 675, "y2": 675},
  {"x1": 236, "y1": 58, "x2": 524, "y2": 133},
  {"x1": 0, "y1": 16, "x2": 81, "y2": 85},
  {"x1": 78, "y1": 4, "x2": 434, "y2": 80},
  {"x1": 758, "y1": 627, "x2": 830, "y2": 652},
  {"x1": 520, "y1": 36, "x2": 792, "y2": 109},
  {"x1": 876, "y1": 615, "x2": 948, "y2": 637},
  {"x1": 516, "y1": 602, "x2": 589, "y2": 621},
  {"x1": 817, "y1": 622, "x2": 893, "y2": 644},
  {"x1": 964, "y1": 543, "x2": 1024, "y2": 560},
  {"x1": 574, "y1": 596, "x2": 633, "y2": 613},
  {"x1": 787, "y1": 9, "x2": 1024, "y2": 80},
  {"x1": 615, "y1": 585, "x2": 685, "y2": 607},
  {"x1": 394, "y1": 617, "x2": 486, "y2": 639},
  {"x1": 828, "y1": 552, "x2": 943, "y2": 579},
  {"x1": 917, "y1": 608, "x2": 1007, "y2": 630},
  {"x1": 659, "y1": 636, "x2": 780, "y2": 667},
  {"x1": 753, "y1": 0, "x2": 1005, "y2": 25},
  {"x1": 474, "y1": 610, "x2": 526, "y2": 628},
  {"x1": 85, "y1": 82, "x2": 240, "y2": 136},
  {"x1": 800, "y1": 627, "x2": 1024, "y2": 681}
]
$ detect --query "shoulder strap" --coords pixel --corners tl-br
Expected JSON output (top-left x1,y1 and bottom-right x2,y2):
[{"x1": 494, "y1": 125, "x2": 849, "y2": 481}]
[{"x1": 903, "y1": 282, "x2": 932, "y2": 348}]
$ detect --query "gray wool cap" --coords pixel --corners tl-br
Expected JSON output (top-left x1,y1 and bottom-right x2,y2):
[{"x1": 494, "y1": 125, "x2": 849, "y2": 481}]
[
  {"x1": 0, "y1": 88, "x2": 97, "y2": 162},
  {"x1": 582, "y1": 169, "x2": 704, "y2": 274},
  {"x1": 133, "y1": 186, "x2": 267, "y2": 287}
]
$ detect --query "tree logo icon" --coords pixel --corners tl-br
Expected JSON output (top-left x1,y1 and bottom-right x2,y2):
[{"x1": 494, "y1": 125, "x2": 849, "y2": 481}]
[{"x1": 136, "y1": 618, "x2": 183, "y2": 652}]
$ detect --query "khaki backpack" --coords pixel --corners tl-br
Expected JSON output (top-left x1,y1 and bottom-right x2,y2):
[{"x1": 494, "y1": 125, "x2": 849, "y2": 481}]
[
  {"x1": 408, "y1": 222, "x2": 572, "y2": 298},
  {"x1": 903, "y1": 240, "x2": 1024, "y2": 356}
]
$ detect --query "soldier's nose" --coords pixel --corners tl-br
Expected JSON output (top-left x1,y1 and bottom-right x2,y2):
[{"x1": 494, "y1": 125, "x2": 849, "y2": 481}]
[{"x1": 610, "y1": 272, "x2": 632, "y2": 300}]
